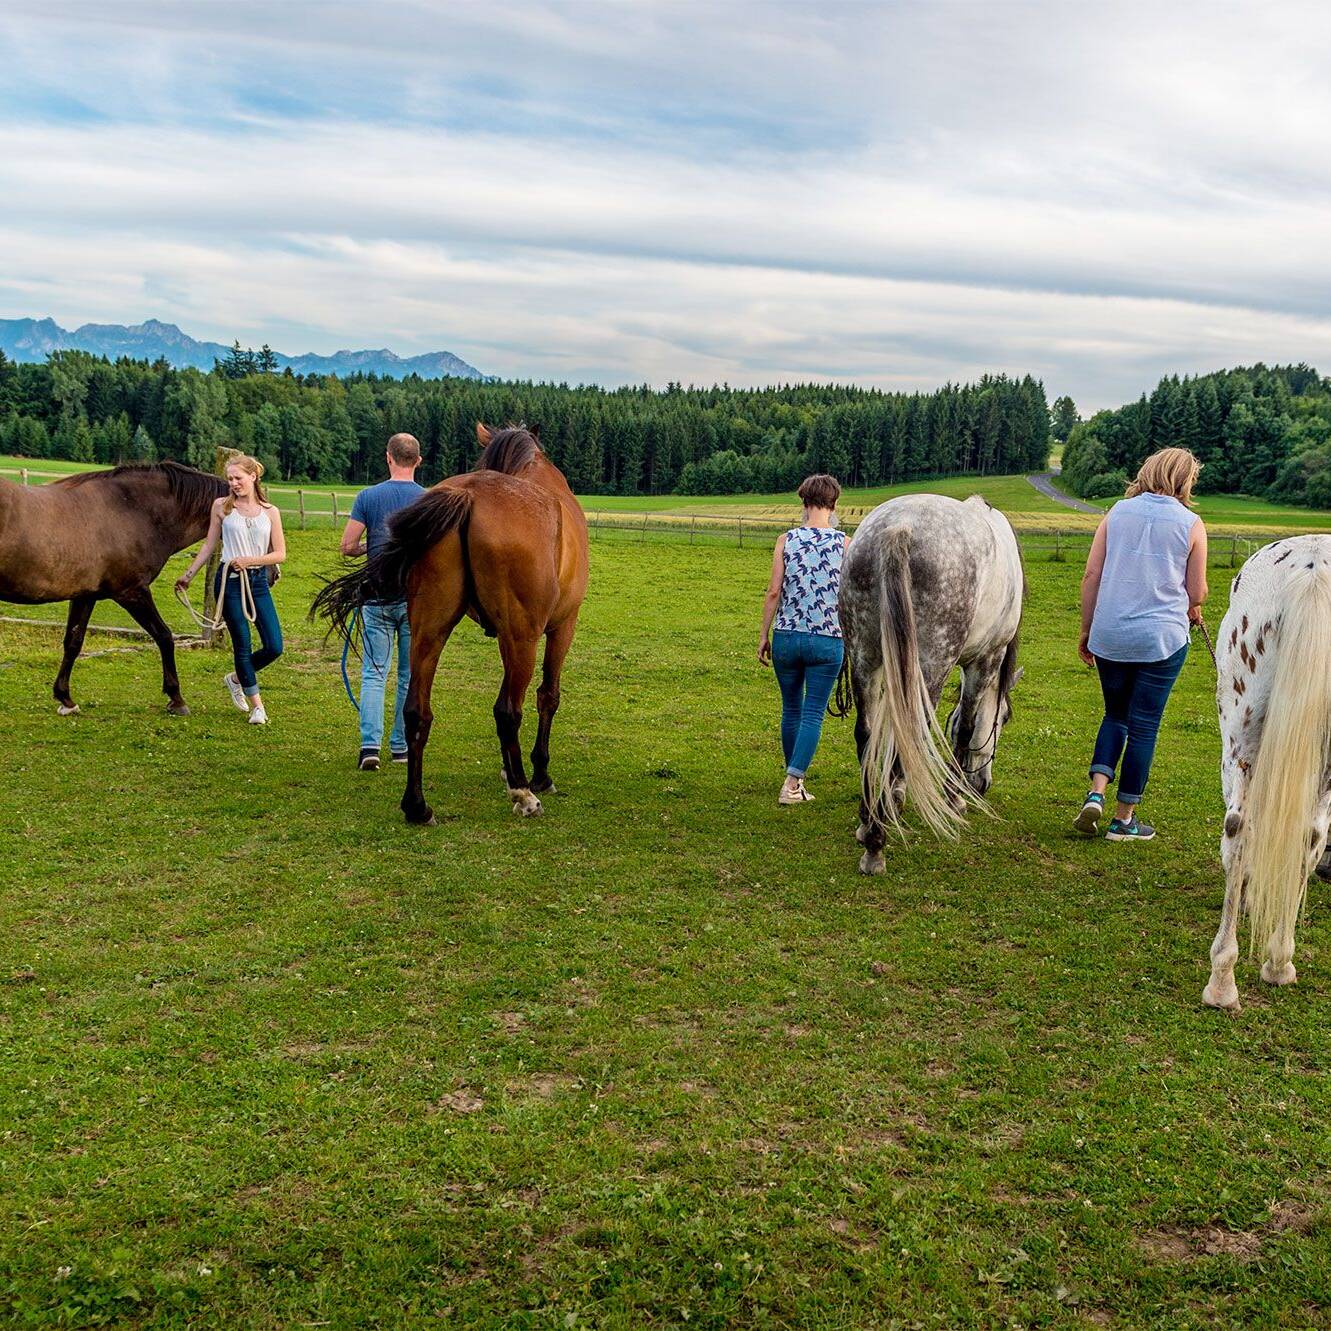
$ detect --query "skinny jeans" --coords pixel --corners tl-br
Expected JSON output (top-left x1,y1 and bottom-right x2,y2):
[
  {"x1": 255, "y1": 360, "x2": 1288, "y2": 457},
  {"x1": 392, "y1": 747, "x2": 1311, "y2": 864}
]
[
  {"x1": 1088, "y1": 644, "x2": 1187, "y2": 805},
  {"x1": 215, "y1": 567, "x2": 283, "y2": 698},
  {"x1": 772, "y1": 629, "x2": 844, "y2": 778}
]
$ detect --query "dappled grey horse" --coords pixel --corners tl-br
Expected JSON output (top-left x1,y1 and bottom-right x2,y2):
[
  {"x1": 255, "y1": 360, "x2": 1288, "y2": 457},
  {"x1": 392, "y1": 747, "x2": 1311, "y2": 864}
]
[{"x1": 839, "y1": 494, "x2": 1024, "y2": 875}]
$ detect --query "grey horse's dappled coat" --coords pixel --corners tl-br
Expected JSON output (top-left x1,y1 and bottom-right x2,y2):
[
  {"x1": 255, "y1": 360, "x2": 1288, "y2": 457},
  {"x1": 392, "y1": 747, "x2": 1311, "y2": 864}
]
[{"x1": 839, "y1": 494, "x2": 1024, "y2": 875}]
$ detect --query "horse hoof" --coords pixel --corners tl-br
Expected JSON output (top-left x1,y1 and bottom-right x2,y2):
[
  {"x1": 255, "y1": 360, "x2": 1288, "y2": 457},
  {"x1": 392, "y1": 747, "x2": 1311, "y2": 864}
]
[
  {"x1": 56, "y1": 703, "x2": 80, "y2": 716},
  {"x1": 1202, "y1": 981, "x2": 1241, "y2": 1011},
  {"x1": 168, "y1": 703, "x2": 191, "y2": 717},
  {"x1": 858, "y1": 850, "x2": 886, "y2": 876},
  {"x1": 1261, "y1": 961, "x2": 1297, "y2": 987},
  {"x1": 403, "y1": 804, "x2": 435, "y2": 826},
  {"x1": 531, "y1": 776, "x2": 555, "y2": 795},
  {"x1": 511, "y1": 790, "x2": 543, "y2": 817}
]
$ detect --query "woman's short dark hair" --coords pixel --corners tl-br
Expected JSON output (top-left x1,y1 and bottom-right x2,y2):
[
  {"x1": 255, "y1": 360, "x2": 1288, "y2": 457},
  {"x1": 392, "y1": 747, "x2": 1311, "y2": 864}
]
[{"x1": 797, "y1": 473, "x2": 841, "y2": 510}]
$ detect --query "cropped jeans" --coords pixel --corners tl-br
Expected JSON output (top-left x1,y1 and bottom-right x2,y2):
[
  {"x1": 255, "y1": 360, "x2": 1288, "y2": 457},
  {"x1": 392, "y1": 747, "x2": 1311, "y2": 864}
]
[
  {"x1": 359, "y1": 599, "x2": 411, "y2": 755},
  {"x1": 772, "y1": 629, "x2": 844, "y2": 779},
  {"x1": 215, "y1": 566, "x2": 283, "y2": 698},
  {"x1": 1089, "y1": 643, "x2": 1188, "y2": 805}
]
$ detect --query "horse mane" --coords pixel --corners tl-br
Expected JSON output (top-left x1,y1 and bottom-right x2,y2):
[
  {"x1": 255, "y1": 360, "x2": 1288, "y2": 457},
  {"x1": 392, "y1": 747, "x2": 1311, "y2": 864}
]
[
  {"x1": 474, "y1": 426, "x2": 539, "y2": 476},
  {"x1": 55, "y1": 460, "x2": 228, "y2": 516}
]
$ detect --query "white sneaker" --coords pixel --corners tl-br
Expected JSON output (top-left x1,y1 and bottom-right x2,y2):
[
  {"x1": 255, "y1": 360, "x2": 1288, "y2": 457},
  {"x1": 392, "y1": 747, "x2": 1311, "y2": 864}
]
[
  {"x1": 247, "y1": 705, "x2": 268, "y2": 726},
  {"x1": 223, "y1": 673, "x2": 249, "y2": 711}
]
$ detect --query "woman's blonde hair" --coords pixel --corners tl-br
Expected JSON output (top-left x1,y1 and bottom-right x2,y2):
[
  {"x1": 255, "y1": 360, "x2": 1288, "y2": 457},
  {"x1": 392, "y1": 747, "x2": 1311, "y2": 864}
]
[
  {"x1": 222, "y1": 453, "x2": 272, "y2": 514},
  {"x1": 1125, "y1": 447, "x2": 1201, "y2": 505}
]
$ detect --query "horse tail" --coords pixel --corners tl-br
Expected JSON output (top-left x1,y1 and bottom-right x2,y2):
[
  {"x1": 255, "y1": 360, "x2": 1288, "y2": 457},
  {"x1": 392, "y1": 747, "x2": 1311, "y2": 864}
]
[
  {"x1": 862, "y1": 528, "x2": 972, "y2": 839},
  {"x1": 1239, "y1": 562, "x2": 1331, "y2": 959},
  {"x1": 311, "y1": 486, "x2": 474, "y2": 646}
]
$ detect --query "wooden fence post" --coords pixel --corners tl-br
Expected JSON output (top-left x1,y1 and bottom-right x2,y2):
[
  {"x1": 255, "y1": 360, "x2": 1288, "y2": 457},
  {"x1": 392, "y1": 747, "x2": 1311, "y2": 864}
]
[
  {"x1": 201, "y1": 445, "x2": 241, "y2": 648},
  {"x1": 21, "y1": 468, "x2": 28, "y2": 486},
  {"x1": 298, "y1": 489, "x2": 306, "y2": 530},
  {"x1": 690, "y1": 515, "x2": 696, "y2": 545},
  {"x1": 1230, "y1": 535, "x2": 1239, "y2": 568},
  {"x1": 331, "y1": 492, "x2": 339, "y2": 524},
  {"x1": 640, "y1": 513, "x2": 648, "y2": 542},
  {"x1": 737, "y1": 517, "x2": 744, "y2": 548}
]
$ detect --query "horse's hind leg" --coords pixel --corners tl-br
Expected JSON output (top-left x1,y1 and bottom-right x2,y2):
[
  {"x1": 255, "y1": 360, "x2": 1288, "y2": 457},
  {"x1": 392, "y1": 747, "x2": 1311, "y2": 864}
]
[
  {"x1": 53, "y1": 594, "x2": 96, "y2": 715},
  {"x1": 401, "y1": 542, "x2": 466, "y2": 826},
  {"x1": 853, "y1": 678, "x2": 892, "y2": 875},
  {"x1": 530, "y1": 617, "x2": 577, "y2": 795},
  {"x1": 115, "y1": 587, "x2": 189, "y2": 715},
  {"x1": 1204, "y1": 802, "x2": 1247, "y2": 1010},
  {"x1": 495, "y1": 634, "x2": 541, "y2": 816}
]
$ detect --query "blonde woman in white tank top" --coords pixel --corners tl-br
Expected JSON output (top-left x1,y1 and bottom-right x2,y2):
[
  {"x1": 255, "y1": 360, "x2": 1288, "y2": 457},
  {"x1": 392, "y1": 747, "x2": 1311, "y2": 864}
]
[{"x1": 177, "y1": 454, "x2": 287, "y2": 724}]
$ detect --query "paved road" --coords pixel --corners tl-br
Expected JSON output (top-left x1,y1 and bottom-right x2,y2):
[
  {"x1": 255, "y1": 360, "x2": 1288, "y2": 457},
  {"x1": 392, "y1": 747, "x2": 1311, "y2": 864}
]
[{"x1": 1025, "y1": 470, "x2": 1104, "y2": 515}]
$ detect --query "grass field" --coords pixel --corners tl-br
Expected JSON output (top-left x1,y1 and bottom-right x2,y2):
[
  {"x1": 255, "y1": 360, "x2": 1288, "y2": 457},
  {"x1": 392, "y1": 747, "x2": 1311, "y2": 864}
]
[{"x1": 4, "y1": 531, "x2": 1331, "y2": 1328}]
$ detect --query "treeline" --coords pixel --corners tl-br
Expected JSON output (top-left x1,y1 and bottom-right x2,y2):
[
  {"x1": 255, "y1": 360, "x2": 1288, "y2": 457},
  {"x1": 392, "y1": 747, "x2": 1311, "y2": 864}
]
[
  {"x1": 1062, "y1": 363, "x2": 1331, "y2": 507},
  {"x1": 0, "y1": 347, "x2": 1051, "y2": 494}
]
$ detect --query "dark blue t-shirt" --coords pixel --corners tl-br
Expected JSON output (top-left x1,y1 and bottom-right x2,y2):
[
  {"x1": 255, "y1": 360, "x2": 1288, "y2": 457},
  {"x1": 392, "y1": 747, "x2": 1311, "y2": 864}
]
[{"x1": 350, "y1": 479, "x2": 426, "y2": 560}]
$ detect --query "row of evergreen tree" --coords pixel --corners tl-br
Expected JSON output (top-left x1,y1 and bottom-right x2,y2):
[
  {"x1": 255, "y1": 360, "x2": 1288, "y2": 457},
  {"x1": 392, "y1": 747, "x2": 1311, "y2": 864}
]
[
  {"x1": 0, "y1": 347, "x2": 1052, "y2": 494},
  {"x1": 1061, "y1": 364, "x2": 1331, "y2": 508}
]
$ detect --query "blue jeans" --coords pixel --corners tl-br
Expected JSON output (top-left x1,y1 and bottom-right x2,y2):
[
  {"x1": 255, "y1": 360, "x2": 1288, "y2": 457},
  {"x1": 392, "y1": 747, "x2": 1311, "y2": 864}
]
[
  {"x1": 1089, "y1": 644, "x2": 1187, "y2": 805},
  {"x1": 216, "y1": 567, "x2": 283, "y2": 698},
  {"x1": 772, "y1": 630, "x2": 844, "y2": 778},
  {"x1": 360, "y1": 600, "x2": 411, "y2": 754}
]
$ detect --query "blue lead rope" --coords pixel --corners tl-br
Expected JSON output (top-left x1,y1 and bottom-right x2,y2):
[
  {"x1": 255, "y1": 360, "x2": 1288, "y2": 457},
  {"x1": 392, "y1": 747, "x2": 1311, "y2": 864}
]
[{"x1": 341, "y1": 606, "x2": 361, "y2": 712}]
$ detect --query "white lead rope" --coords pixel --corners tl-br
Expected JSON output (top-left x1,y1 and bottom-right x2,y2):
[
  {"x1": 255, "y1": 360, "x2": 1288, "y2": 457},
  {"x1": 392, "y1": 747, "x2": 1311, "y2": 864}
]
[{"x1": 174, "y1": 560, "x2": 259, "y2": 633}]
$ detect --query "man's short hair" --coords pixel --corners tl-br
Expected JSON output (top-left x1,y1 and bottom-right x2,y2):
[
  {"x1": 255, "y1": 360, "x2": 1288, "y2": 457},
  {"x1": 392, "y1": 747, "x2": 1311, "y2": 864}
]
[{"x1": 387, "y1": 433, "x2": 421, "y2": 466}]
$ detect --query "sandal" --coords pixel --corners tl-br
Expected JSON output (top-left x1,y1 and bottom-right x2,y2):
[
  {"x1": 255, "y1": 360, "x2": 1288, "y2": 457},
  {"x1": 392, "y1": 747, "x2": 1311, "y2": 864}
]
[{"x1": 779, "y1": 779, "x2": 815, "y2": 805}]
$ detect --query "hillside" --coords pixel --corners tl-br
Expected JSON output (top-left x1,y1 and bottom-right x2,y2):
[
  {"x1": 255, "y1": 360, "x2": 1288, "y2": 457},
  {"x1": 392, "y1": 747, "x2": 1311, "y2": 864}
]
[{"x1": 0, "y1": 317, "x2": 484, "y2": 381}]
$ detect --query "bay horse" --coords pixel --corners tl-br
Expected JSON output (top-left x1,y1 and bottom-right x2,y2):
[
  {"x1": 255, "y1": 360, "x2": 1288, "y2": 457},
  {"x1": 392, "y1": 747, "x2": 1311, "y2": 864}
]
[
  {"x1": 838, "y1": 494, "x2": 1024, "y2": 874},
  {"x1": 1203, "y1": 536, "x2": 1331, "y2": 1010},
  {"x1": 314, "y1": 424, "x2": 589, "y2": 825},
  {"x1": 0, "y1": 462, "x2": 227, "y2": 714}
]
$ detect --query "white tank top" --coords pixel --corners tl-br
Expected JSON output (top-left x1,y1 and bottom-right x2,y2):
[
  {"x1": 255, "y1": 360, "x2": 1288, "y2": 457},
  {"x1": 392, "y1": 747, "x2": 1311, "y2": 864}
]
[{"x1": 221, "y1": 506, "x2": 273, "y2": 564}]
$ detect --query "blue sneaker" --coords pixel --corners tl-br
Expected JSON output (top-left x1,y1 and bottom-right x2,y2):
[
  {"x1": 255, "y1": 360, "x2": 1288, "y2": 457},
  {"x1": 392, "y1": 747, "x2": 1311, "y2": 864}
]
[
  {"x1": 1073, "y1": 792, "x2": 1105, "y2": 836},
  {"x1": 1106, "y1": 815, "x2": 1155, "y2": 842}
]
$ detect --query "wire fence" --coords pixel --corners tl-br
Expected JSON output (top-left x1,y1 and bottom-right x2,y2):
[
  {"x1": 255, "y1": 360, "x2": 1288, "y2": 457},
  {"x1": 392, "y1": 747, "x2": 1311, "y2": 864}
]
[
  {"x1": 582, "y1": 510, "x2": 1264, "y2": 566},
  {"x1": 0, "y1": 464, "x2": 1273, "y2": 564}
]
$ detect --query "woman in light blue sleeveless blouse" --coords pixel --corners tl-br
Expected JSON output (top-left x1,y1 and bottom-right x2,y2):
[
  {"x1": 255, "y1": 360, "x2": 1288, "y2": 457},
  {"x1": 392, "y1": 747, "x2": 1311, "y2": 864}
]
[
  {"x1": 1074, "y1": 448, "x2": 1209, "y2": 842},
  {"x1": 758, "y1": 474, "x2": 847, "y2": 805}
]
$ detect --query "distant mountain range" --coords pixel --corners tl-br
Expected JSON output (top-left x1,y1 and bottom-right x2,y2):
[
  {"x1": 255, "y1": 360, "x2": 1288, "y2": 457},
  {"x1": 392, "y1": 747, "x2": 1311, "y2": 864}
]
[{"x1": 0, "y1": 316, "x2": 485, "y2": 380}]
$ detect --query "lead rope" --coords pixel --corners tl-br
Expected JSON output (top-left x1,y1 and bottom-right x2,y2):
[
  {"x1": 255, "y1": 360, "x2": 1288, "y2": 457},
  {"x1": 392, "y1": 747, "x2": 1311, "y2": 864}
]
[
  {"x1": 1193, "y1": 615, "x2": 1218, "y2": 670},
  {"x1": 174, "y1": 561, "x2": 258, "y2": 633}
]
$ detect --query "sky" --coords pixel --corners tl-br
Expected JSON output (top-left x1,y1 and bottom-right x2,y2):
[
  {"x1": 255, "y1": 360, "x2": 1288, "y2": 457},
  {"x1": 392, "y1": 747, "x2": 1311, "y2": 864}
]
[{"x1": 3, "y1": 1, "x2": 1330, "y2": 412}]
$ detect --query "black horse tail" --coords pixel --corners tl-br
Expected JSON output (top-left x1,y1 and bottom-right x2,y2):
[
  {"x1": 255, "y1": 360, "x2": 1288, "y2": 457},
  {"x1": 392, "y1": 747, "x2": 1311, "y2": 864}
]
[{"x1": 311, "y1": 486, "x2": 474, "y2": 646}]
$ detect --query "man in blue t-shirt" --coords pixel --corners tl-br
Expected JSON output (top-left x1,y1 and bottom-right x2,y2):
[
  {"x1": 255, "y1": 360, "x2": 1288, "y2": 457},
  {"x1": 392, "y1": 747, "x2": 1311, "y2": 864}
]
[{"x1": 341, "y1": 433, "x2": 427, "y2": 770}]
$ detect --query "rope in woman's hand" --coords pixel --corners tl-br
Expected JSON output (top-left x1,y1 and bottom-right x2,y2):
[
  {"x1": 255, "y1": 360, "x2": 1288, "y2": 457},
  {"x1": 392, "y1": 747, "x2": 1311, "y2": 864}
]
[{"x1": 174, "y1": 561, "x2": 257, "y2": 633}]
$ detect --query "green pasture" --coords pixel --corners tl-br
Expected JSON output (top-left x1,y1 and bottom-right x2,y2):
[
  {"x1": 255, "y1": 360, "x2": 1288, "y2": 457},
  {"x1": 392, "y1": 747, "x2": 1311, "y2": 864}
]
[{"x1": 4, "y1": 531, "x2": 1331, "y2": 1328}]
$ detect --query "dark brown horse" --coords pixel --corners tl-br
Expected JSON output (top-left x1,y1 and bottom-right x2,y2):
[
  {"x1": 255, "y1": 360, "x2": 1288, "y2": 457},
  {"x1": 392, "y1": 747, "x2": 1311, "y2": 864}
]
[
  {"x1": 314, "y1": 424, "x2": 589, "y2": 824},
  {"x1": 0, "y1": 462, "x2": 227, "y2": 714}
]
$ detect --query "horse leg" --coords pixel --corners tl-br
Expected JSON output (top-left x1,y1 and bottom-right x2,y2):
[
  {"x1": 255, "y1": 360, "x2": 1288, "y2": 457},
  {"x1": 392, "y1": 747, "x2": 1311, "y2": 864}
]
[
  {"x1": 115, "y1": 586, "x2": 189, "y2": 715},
  {"x1": 1203, "y1": 797, "x2": 1247, "y2": 1010},
  {"x1": 53, "y1": 594, "x2": 96, "y2": 714},
  {"x1": 529, "y1": 617, "x2": 576, "y2": 796},
  {"x1": 951, "y1": 652, "x2": 1003, "y2": 798},
  {"x1": 853, "y1": 677, "x2": 891, "y2": 875},
  {"x1": 495, "y1": 634, "x2": 541, "y2": 816},
  {"x1": 400, "y1": 544, "x2": 466, "y2": 826}
]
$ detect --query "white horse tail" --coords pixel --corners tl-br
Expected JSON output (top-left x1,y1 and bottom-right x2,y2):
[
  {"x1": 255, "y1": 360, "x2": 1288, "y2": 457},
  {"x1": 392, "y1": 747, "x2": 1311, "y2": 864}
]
[
  {"x1": 863, "y1": 528, "x2": 973, "y2": 839},
  {"x1": 1241, "y1": 561, "x2": 1331, "y2": 958}
]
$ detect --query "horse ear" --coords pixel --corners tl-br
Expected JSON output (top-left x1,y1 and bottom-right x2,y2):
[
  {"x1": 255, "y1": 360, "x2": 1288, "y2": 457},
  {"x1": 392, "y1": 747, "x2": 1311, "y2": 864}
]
[
  {"x1": 528, "y1": 423, "x2": 541, "y2": 444},
  {"x1": 476, "y1": 422, "x2": 492, "y2": 448}
]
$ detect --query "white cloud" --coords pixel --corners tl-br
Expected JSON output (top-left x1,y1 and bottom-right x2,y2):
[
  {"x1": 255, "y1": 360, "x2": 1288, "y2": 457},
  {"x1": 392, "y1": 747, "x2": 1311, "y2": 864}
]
[{"x1": 2, "y1": 1, "x2": 1330, "y2": 410}]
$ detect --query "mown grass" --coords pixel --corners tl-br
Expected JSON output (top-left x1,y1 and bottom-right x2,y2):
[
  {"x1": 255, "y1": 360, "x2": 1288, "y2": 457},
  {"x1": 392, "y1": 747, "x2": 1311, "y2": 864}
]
[{"x1": 3, "y1": 531, "x2": 1331, "y2": 1328}]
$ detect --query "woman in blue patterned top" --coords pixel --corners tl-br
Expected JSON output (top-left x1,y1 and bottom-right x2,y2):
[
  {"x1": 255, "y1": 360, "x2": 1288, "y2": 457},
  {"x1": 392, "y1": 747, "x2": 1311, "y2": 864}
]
[{"x1": 758, "y1": 474, "x2": 848, "y2": 804}]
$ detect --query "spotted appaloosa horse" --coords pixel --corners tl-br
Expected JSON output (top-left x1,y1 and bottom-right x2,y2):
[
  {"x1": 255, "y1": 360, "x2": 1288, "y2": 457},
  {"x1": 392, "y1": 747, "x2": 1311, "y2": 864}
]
[
  {"x1": 838, "y1": 494, "x2": 1025, "y2": 875},
  {"x1": 1203, "y1": 535, "x2": 1331, "y2": 1010}
]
